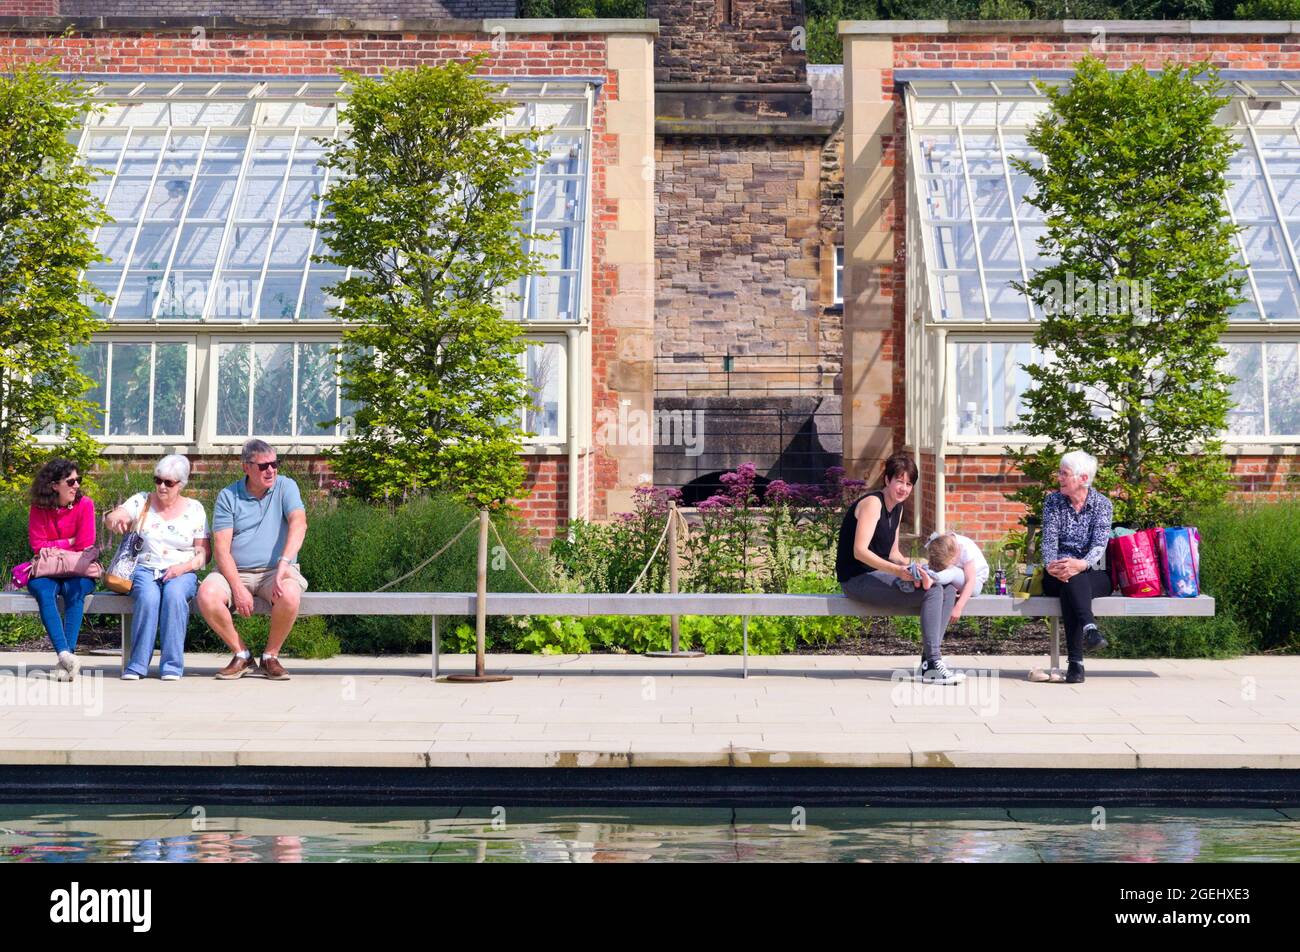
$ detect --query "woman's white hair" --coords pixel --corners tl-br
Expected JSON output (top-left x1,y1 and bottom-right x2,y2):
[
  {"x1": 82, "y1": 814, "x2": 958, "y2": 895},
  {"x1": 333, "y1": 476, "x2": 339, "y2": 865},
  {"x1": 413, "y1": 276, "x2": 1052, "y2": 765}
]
[
  {"x1": 155, "y1": 454, "x2": 191, "y2": 486},
  {"x1": 1060, "y1": 450, "x2": 1098, "y2": 484}
]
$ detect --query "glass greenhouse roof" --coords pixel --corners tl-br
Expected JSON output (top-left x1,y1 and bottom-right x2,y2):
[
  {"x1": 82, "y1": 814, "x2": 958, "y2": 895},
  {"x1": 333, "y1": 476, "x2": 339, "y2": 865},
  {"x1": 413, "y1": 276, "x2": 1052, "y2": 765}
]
[
  {"x1": 906, "y1": 77, "x2": 1300, "y2": 323},
  {"x1": 72, "y1": 75, "x2": 594, "y2": 325}
]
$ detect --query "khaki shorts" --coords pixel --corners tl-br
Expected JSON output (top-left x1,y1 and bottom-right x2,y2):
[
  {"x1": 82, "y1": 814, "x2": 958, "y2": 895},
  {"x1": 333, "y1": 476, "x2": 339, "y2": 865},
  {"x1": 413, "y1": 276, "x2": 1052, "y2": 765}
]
[{"x1": 203, "y1": 565, "x2": 309, "y2": 606}]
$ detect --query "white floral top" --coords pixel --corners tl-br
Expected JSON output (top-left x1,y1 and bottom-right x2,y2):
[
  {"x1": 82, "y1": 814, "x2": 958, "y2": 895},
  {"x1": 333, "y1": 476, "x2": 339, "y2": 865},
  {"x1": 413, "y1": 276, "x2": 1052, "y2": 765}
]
[{"x1": 120, "y1": 492, "x2": 209, "y2": 571}]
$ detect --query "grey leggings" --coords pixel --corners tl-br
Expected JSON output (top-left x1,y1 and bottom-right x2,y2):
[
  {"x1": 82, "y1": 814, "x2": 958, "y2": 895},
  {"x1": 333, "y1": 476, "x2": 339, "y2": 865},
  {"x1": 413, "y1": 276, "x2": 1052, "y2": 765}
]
[{"x1": 841, "y1": 570, "x2": 958, "y2": 661}]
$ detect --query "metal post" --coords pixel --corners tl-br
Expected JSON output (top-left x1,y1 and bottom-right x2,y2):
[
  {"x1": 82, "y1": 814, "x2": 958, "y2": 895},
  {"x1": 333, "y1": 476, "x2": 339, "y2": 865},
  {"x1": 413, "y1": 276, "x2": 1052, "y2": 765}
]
[
  {"x1": 446, "y1": 510, "x2": 510, "y2": 683},
  {"x1": 669, "y1": 501, "x2": 679, "y2": 652},
  {"x1": 431, "y1": 615, "x2": 439, "y2": 680},
  {"x1": 120, "y1": 614, "x2": 131, "y2": 673},
  {"x1": 1050, "y1": 616, "x2": 1060, "y2": 672},
  {"x1": 742, "y1": 615, "x2": 749, "y2": 680},
  {"x1": 648, "y1": 502, "x2": 703, "y2": 659}
]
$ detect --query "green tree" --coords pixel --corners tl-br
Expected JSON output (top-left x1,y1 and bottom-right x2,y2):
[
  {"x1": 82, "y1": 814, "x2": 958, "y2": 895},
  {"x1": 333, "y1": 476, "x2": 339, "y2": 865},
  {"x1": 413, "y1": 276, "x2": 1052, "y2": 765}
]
[
  {"x1": 1234, "y1": 0, "x2": 1300, "y2": 17},
  {"x1": 314, "y1": 58, "x2": 552, "y2": 506},
  {"x1": 1007, "y1": 57, "x2": 1244, "y2": 527},
  {"x1": 0, "y1": 61, "x2": 107, "y2": 493}
]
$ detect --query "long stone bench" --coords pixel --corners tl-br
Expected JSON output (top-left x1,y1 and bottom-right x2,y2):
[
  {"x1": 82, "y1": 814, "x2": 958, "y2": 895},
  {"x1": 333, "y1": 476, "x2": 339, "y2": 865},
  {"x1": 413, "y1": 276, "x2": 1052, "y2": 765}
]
[{"x1": 0, "y1": 590, "x2": 1216, "y2": 679}]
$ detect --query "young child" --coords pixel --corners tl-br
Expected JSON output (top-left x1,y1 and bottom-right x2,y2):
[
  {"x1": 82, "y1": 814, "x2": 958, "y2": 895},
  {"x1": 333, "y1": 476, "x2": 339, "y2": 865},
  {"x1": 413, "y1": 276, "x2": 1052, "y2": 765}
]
[{"x1": 898, "y1": 532, "x2": 990, "y2": 624}]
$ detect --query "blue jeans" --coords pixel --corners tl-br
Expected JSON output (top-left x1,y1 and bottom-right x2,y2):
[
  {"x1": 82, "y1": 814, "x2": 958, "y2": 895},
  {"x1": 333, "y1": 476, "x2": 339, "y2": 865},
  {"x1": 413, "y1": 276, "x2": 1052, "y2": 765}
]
[
  {"x1": 26, "y1": 575, "x2": 97, "y2": 656},
  {"x1": 125, "y1": 567, "x2": 198, "y2": 678}
]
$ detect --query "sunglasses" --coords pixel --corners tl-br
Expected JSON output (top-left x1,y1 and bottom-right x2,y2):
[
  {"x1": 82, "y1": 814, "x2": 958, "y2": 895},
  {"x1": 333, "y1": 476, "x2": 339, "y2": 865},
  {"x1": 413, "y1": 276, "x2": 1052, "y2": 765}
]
[
  {"x1": 252, "y1": 460, "x2": 279, "y2": 473},
  {"x1": 154, "y1": 476, "x2": 180, "y2": 488},
  {"x1": 64, "y1": 477, "x2": 81, "y2": 487}
]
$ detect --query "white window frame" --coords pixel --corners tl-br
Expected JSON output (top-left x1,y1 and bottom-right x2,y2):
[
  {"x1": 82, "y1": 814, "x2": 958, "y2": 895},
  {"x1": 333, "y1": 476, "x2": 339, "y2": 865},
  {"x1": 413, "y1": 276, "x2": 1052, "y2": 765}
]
[
  {"x1": 207, "y1": 334, "x2": 349, "y2": 446},
  {"x1": 833, "y1": 245, "x2": 844, "y2": 305},
  {"x1": 944, "y1": 333, "x2": 1300, "y2": 447},
  {"x1": 519, "y1": 336, "x2": 568, "y2": 446},
  {"x1": 945, "y1": 336, "x2": 1042, "y2": 444},
  {"x1": 36, "y1": 335, "x2": 197, "y2": 445},
  {"x1": 1220, "y1": 336, "x2": 1300, "y2": 441}
]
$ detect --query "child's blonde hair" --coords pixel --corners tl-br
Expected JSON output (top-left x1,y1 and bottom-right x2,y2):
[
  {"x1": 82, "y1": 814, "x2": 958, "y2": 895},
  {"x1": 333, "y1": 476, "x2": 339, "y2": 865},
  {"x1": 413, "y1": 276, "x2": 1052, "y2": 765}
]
[{"x1": 926, "y1": 532, "x2": 960, "y2": 572}]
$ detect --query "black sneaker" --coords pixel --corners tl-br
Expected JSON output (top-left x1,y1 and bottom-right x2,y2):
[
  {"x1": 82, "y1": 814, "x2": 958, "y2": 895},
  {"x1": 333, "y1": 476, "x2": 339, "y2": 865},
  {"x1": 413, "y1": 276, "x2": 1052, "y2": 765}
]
[
  {"x1": 1083, "y1": 624, "x2": 1108, "y2": 652},
  {"x1": 1065, "y1": 661, "x2": 1085, "y2": 684},
  {"x1": 920, "y1": 657, "x2": 967, "y2": 685}
]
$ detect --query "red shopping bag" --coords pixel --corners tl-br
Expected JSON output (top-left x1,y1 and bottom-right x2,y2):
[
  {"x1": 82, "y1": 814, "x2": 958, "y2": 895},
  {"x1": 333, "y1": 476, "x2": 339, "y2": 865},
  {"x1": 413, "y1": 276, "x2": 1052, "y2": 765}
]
[{"x1": 1108, "y1": 529, "x2": 1163, "y2": 598}]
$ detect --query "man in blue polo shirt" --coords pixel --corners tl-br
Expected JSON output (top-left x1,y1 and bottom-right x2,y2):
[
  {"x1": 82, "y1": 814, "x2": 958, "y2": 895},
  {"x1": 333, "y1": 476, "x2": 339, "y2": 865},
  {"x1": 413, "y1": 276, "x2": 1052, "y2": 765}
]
[{"x1": 197, "y1": 439, "x2": 308, "y2": 681}]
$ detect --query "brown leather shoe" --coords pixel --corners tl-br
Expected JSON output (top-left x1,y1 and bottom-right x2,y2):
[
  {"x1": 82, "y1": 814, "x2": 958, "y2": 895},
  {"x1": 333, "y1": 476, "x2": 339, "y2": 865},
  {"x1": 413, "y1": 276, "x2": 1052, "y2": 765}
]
[
  {"x1": 215, "y1": 654, "x2": 257, "y2": 680},
  {"x1": 259, "y1": 655, "x2": 290, "y2": 681}
]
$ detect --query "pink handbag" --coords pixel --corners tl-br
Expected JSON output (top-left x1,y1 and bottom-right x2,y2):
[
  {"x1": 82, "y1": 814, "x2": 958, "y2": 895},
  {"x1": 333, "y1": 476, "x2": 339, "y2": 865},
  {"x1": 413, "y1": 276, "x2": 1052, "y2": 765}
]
[
  {"x1": 30, "y1": 546, "x2": 103, "y2": 580},
  {"x1": 7, "y1": 562, "x2": 32, "y2": 589}
]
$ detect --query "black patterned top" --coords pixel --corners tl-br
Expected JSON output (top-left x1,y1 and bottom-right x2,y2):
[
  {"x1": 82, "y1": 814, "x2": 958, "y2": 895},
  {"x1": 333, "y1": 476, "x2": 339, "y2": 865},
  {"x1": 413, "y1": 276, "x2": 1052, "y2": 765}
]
[{"x1": 1040, "y1": 488, "x2": 1113, "y2": 569}]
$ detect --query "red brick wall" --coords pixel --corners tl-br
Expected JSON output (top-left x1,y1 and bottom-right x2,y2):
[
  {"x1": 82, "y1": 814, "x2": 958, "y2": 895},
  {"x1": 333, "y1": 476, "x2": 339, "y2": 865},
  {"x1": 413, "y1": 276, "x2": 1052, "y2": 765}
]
[
  {"x1": 940, "y1": 455, "x2": 1036, "y2": 545},
  {"x1": 894, "y1": 35, "x2": 1300, "y2": 71},
  {"x1": 0, "y1": 25, "x2": 628, "y2": 540},
  {"x1": 0, "y1": 29, "x2": 610, "y2": 75},
  {"x1": 517, "y1": 455, "x2": 567, "y2": 541}
]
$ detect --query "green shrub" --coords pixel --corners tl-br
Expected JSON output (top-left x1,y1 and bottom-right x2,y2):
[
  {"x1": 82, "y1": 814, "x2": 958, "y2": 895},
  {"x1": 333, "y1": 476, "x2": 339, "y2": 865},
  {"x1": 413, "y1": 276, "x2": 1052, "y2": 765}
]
[
  {"x1": 0, "y1": 614, "x2": 44, "y2": 647},
  {"x1": 1187, "y1": 501, "x2": 1300, "y2": 652},
  {"x1": 1100, "y1": 614, "x2": 1249, "y2": 659},
  {"x1": 299, "y1": 495, "x2": 555, "y2": 653},
  {"x1": 228, "y1": 614, "x2": 340, "y2": 659},
  {"x1": 0, "y1": 495, "x2": 28, "y2": 580}
]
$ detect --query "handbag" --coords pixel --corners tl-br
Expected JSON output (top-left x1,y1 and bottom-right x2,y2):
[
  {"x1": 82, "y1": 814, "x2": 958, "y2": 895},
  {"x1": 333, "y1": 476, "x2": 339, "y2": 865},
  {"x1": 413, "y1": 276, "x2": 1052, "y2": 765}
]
[
  {"x1": 1011, "y1": 564, "x2": 1044, "y2": 598},
  {"x1": 7, "y1": 562, "x2": 32, "y2": 590},
  {"x1": 104, "y1": 497, "x2": 150, "y2": 595},
  {"x1": 31, "y1": 546, "x2": 102, "y2": 580},
  {"x1": 1155, "y1": 526, "x2": 1201, "y2": 598},
  {"x1": 1108, "y1": 528, "x2": 1163, "y2": 598}
]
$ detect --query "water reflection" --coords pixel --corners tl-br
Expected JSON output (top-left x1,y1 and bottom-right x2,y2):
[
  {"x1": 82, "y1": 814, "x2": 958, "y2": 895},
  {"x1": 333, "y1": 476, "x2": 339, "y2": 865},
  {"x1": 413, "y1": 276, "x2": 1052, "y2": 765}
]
[{"x1": 0, "y1": 806, "x2": 1296, "y2": 863}]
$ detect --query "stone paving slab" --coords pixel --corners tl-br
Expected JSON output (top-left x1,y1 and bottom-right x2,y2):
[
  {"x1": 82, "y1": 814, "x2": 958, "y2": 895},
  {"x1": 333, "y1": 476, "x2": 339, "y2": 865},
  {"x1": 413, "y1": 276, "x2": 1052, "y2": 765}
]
[{"x1": 1, "y1": 652, "x2": 1298, "y2": 769}]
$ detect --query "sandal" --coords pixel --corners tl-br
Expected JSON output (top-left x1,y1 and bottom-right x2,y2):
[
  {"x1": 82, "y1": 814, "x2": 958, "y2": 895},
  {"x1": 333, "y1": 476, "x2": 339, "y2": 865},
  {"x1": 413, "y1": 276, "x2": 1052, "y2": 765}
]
[{"x1": 1027, "y1": 667, "x2": 1066, "y2": 683}]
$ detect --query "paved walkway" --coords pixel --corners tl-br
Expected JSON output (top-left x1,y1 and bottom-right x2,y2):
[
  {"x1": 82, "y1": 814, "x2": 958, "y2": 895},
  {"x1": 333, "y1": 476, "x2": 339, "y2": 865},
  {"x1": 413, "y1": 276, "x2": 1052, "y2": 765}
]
[{"x1": 1, "y1": 652, "x2": 1298, "y2": 769}]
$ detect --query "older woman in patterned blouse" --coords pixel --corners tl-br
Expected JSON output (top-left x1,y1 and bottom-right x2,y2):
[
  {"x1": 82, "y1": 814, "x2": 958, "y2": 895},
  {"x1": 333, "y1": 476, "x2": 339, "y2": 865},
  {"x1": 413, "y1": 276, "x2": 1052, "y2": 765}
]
[{"x1": 1040, "y1": 450, "x2": 1114, "y2": 684}]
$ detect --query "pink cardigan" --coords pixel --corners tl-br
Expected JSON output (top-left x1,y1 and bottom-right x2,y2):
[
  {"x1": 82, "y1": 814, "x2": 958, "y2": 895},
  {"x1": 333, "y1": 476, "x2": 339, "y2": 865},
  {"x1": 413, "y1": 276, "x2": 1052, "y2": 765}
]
[{"x1": 28, "y1": 496, "x2": 96, "y2": 554}]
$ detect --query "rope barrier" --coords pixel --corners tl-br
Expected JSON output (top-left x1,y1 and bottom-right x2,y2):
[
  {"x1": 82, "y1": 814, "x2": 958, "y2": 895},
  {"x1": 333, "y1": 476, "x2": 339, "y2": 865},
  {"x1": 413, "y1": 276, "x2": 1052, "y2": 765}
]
[
  {"x1": 487, "y1": 518, "x2": 546, "y2": 594},
  {"x1": 375, "y1": 516, "x2": 478, "y2": 592},
  {"x1": 376, "y1": 507, "x2": 690, "y2": 598},
  {"x1": 624, "y1": 512, "x2": 674, "y2": 594}
]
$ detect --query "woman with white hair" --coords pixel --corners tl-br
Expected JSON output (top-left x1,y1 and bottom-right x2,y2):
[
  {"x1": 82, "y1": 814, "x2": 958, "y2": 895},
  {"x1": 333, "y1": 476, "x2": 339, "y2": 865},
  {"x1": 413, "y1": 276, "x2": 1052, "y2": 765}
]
[
  {"x1": 104, "y1": 455, "x2": 210, "y2": 680},
  {"x1": 1040, "y1": 450, "x2": 1115, "y2": 684}
]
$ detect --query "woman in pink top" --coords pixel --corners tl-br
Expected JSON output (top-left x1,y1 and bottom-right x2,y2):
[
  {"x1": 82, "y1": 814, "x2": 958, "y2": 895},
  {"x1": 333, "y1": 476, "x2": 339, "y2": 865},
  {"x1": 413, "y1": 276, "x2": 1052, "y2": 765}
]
[{"x1": 25, "y1": 458, "x2": 97, "y2": 680}]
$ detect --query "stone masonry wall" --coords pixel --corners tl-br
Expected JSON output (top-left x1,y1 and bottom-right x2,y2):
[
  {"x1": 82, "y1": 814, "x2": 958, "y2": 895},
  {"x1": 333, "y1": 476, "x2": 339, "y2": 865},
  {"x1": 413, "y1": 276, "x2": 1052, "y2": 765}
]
[
  {"x1": 646, "y1": 0, "x2": 805, "y2": 85},
  {"x1": 817, "y1": 119, "x2": 843, "y2": 361},
  {"x1": 655, "y1": 134, "x2": 828, "y2": 362}
]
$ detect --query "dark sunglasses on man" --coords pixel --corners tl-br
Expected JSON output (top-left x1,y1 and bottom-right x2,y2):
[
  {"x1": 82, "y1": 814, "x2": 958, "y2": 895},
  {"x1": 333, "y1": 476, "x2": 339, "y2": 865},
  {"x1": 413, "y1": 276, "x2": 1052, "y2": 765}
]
[{"x1": 253, "y1": 459, "x2": 279, "y2": 472}]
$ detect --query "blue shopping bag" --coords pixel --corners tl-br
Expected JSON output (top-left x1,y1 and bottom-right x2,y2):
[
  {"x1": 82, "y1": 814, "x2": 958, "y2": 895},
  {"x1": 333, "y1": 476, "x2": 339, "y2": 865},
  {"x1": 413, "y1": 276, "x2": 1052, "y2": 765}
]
[{"x1": 1155, "y1": 527, "x2": 1201, "y2": 598}]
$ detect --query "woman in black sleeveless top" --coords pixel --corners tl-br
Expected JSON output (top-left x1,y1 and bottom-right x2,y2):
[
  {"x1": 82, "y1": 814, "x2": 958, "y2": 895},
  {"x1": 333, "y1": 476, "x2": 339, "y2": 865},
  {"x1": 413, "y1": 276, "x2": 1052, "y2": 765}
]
[{"x1": 835, "y1": 453, "x2": 964, "y2": 685}]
